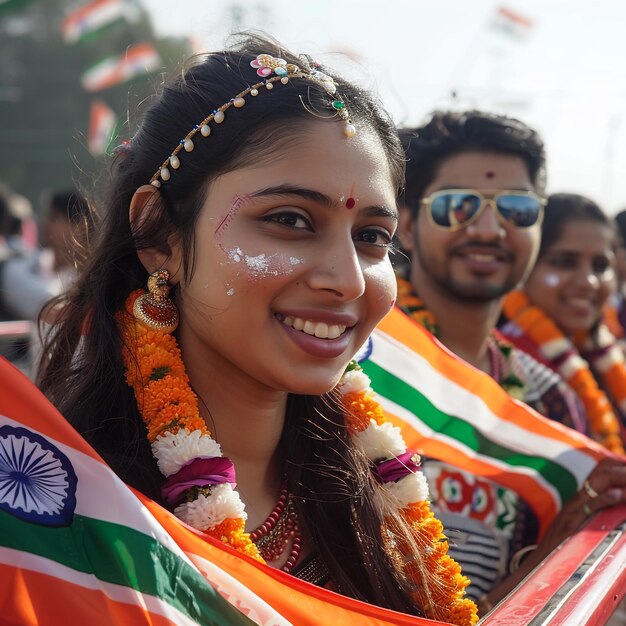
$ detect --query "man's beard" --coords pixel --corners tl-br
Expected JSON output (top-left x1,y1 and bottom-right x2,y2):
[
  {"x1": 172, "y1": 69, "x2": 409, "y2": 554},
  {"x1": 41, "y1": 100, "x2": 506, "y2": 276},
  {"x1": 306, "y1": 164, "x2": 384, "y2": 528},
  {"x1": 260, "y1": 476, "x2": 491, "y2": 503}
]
[{"x1": 416, "y1": 246, "x2": 516, "y2": 304}]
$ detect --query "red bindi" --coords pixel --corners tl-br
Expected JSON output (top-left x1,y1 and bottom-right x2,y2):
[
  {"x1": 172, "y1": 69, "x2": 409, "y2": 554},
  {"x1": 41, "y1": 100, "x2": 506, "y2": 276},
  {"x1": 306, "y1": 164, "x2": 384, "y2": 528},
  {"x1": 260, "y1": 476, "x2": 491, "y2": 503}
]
[
  {"x1": 485, "y1": 171, "x2": 495, "y2": 179},
  {"x1": 345, "y1": 197, "x2": 356, "y2": 209}
]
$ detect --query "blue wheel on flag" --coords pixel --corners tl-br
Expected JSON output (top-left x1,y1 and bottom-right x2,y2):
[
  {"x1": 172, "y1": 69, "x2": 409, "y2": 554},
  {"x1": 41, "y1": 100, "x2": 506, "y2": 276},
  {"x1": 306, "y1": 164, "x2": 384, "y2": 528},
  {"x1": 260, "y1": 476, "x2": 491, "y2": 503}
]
[{"x1": 0, "y1": 424, "x2": 77, "y2": 526}]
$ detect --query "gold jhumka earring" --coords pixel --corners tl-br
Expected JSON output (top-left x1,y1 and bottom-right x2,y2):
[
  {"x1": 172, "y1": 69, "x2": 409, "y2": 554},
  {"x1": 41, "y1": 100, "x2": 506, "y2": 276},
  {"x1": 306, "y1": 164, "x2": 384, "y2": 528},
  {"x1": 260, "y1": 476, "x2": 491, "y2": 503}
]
[{"x1": 133, "y1": 269, "x2": 179, "y2": 333}]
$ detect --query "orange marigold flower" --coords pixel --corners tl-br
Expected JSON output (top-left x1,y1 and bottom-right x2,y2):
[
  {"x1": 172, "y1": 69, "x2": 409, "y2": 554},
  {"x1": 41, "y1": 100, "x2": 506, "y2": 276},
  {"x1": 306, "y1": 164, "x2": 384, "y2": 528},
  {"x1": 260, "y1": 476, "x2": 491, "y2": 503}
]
[
  {"x1": 139, "y1": 376, "x2": 198, "y2": 420},
  {"x1": 342, "y1": 391, "x2": 386, "y2": 432},
  {"x1": 146, "y1": 401, "x2": 204, "y2": 441},
  {"x1": 205, "y1": 518, "x2": 263, "y2": 561}
]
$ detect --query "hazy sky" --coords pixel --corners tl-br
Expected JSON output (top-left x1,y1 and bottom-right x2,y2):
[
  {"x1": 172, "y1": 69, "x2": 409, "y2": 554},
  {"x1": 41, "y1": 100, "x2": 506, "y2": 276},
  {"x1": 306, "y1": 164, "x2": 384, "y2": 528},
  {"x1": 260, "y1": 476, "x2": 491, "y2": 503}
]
[{"x1": 148, "y1": 0, "x2": 626, "y2": 214}]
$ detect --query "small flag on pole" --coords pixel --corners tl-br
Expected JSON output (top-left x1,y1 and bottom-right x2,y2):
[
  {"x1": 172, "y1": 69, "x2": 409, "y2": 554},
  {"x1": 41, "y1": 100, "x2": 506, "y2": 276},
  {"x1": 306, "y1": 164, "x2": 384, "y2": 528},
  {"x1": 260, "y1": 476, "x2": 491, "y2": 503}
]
[
  {"x1": 491, "y1": 5, "x2": 534, "y2": 40},
  {"x1": 88, "y1": 99, "x2": 117, "y2": 155},
  {"x1": 62, "y1": 0, "x2": 127, "y2": 44},
  {"x1": 81, "y1": 43, "x2": 161, "y2": 92}
]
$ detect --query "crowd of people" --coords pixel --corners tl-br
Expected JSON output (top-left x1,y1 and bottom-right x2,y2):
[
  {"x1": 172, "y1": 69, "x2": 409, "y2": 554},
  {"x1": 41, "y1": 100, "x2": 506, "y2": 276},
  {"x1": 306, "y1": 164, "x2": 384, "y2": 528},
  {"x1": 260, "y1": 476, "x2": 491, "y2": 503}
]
[{"x1": 3, "y1": 32, "x2": 626, "y2": 625}]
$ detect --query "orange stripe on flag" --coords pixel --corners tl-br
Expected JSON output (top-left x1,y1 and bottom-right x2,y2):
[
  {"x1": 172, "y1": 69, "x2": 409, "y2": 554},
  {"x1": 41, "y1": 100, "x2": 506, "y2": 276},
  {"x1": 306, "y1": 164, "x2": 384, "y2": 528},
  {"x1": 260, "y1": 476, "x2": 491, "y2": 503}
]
[
  {"x1": 0, "y1": 359, "x2": 105, "y2": 465},
  {"x1": 2, "y1": 563, "x2": 175, "y2": 626}
]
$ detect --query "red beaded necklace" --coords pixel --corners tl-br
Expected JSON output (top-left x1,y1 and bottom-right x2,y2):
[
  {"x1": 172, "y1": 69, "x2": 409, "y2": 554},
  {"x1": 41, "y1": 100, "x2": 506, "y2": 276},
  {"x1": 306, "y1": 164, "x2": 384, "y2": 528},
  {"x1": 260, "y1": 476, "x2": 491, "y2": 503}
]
[{"x1": 250, "y1": 484, "x2": 302, "y2": 572}]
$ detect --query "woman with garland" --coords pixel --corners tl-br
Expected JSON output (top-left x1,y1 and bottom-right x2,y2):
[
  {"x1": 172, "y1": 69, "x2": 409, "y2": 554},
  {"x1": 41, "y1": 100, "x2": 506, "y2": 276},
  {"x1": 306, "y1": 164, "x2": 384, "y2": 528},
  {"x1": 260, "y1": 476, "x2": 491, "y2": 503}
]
[
  {"x1": 501, "y1": 193, "x2": 626, "y2": 449},
  {"x1": 37, "y1": 35, "x2": 477, "y2": 625}
]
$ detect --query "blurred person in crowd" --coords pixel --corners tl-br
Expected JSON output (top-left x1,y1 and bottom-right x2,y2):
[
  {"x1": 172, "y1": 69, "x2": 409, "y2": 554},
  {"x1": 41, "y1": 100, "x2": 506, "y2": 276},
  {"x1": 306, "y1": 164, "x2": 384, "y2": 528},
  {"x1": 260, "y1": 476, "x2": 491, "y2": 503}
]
[
  {"x1": 39, "y1": 189, "x2": 90, "y2": 290},
  {"x1": 501, "y1": 193, "x2": 626, "y2": 434},
  {"x1": 386, "y1": 110, "x2": 626, "y2": 611},
  {"x1": 0, "y1": 182, "x2": 56, "y2": 321},
  {"x1": 609, "y1": 209, "x2": 626, "y2": 335}
]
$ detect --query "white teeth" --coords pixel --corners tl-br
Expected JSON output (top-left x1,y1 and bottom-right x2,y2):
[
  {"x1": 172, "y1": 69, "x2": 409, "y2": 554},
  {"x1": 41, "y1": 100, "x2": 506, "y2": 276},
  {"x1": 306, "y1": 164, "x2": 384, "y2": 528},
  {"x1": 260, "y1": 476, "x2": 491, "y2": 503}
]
[
  {"x1": 568, "y1": 297, "x2": 593, "y2": 307},
  {"x1": 315, "y1": 322, "x2": 329, "y2": 339},
  {"x1": 327, "y1": 325, "x2": 342, "y2": 339},
  {"x1": 468, "y1": 253, "x2": 496, "y2": 262},
  {"x1": 279, "y1": 315, "x2": 347, "y2": 339}
]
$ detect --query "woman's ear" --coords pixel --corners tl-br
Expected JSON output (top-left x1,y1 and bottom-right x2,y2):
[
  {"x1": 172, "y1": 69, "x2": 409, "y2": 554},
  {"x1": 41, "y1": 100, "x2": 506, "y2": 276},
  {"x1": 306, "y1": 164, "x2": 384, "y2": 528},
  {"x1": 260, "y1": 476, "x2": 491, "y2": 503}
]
[
  {"x1": 129, "y1": 185, "x2": 183, "y2": 283},
  {"x1": 397, "y1": 204, "x2": 416, "y2": 252}
]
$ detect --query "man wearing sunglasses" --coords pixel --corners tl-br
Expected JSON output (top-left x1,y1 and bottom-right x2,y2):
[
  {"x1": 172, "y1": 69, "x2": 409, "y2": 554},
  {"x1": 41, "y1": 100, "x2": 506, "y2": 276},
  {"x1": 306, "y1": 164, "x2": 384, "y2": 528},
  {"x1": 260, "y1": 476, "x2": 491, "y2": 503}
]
[
  {"x1": 387, "y1": 110, "x2": 588, "y2": 609},
  {"x1": 396, "y1": 110, "x2": 579, "y2": 418}
]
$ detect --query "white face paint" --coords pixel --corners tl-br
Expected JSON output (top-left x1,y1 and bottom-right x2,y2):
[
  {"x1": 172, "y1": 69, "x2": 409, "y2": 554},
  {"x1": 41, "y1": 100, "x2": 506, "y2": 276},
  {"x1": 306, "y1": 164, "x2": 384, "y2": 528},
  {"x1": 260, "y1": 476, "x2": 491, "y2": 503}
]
[
  {"x1": 222, "y1": 246, "x2": 304, "y2": 279},
  {"x1": 542, "y1": 273, "x2": 560, "y2": 288}
]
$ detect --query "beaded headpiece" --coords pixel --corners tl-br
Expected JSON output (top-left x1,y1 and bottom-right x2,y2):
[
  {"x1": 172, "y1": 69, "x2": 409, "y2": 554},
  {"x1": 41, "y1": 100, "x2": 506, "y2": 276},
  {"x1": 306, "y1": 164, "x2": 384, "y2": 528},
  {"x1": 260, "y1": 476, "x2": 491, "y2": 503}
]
[{"x1": 149, "y1": 53, "x2": 355, "y2": 187}]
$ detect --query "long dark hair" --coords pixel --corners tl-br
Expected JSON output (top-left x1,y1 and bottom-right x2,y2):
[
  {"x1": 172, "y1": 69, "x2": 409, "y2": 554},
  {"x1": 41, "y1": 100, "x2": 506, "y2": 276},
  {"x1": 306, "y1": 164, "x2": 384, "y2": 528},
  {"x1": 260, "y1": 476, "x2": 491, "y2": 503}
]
[
  {"x1": 37, "y1": 34, "x2": 427, "y2": 614},
  {"x1": 538, "y1": 192, "x2": 615, "y2": 258}
]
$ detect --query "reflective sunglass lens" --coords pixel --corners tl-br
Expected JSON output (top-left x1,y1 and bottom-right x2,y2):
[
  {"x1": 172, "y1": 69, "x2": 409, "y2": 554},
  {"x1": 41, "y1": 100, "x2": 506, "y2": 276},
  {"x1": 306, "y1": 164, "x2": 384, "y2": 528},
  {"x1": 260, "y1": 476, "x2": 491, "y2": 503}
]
[
  {"x1": 496, "y1": 195, "x2": 541, "y2": 227},
  {"x1": 430, "y1": 193, "x2": 481, "y2": 227}
]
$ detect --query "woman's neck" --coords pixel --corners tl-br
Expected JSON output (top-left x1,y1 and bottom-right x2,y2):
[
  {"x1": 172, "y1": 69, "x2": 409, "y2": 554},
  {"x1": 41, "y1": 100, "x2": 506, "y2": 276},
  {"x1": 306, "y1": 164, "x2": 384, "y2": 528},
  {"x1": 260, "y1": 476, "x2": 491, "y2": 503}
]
[{"x1": 179, "y1": 330, "x2": 288, "y2": 530}]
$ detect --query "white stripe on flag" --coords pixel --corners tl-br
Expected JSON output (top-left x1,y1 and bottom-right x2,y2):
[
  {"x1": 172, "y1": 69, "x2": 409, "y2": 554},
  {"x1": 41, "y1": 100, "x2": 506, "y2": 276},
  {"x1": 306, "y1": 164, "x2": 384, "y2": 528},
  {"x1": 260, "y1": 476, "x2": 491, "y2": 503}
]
[
  {"x1": 370, "y1": 328, "x2": 596, "y2": 486},
  {"x1": 1, "y1": 415, "x2": 190, "y2": 553},
  {"x1": 187, "y1": 552, "x2": 293, "y2": 626}
]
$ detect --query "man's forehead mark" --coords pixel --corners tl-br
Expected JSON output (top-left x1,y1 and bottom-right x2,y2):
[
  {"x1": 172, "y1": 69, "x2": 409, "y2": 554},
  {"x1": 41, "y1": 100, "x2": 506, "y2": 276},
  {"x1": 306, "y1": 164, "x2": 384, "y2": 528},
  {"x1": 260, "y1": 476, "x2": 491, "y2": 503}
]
[{"x1": 485, "y1": 171, "x2": 495, "y2": 179}]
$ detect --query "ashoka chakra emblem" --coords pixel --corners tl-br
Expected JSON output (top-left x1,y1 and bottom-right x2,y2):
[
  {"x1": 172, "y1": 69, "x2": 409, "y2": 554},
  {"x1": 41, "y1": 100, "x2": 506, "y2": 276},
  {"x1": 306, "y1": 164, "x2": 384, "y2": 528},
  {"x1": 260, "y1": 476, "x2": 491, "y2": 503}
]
[{"x1": 0, "y1": 424, "x2": 77, "y2": 526}]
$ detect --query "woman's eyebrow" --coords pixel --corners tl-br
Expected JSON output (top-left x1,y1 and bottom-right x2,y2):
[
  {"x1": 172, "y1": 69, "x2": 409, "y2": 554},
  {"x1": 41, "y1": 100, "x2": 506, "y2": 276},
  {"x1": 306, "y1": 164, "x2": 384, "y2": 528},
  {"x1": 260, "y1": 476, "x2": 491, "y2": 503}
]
[
  {"x1": 250, "y1": 184, "x2": 335, "y2": 207},
  {"x1": 250, "y1": 184, "x2": 398, "y2": 220},
  {"x1": 359, "y1": 205, "x2": 399, "y2": 221}
]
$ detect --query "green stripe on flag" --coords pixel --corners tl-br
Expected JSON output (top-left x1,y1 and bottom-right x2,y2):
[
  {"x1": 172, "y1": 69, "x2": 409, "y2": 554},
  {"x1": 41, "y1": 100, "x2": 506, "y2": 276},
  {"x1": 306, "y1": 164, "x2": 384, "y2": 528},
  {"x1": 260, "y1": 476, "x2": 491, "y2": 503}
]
[
  {"x1": 70, "y1": 18, "x2": 126, "y2": 45},
  {"x1": 0, "y1": 509, "x2": 254, "y2": 626},
  {"x1": 0, "y1": 0, "x2": 33, "y2": 13},
  {"x1": 362, "y1": 359, "x2": 578, "y2": 504}
]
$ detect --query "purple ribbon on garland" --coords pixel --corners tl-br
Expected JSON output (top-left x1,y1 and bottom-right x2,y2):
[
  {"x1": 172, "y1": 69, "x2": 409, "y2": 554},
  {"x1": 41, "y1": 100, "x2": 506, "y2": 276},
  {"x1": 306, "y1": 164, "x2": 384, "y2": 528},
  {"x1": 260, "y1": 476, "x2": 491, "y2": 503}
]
[
  {"x1": 161, "y1": 456, "x2": 236, "y2": 504},
  {"x1": 374, "y1": 451, "x2": 422, "y2": 484}
]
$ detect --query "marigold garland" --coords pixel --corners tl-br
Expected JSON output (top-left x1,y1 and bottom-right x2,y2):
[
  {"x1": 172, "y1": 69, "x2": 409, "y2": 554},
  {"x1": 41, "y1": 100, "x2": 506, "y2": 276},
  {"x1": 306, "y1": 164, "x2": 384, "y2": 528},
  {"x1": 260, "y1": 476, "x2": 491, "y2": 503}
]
[
  {"x1": 118, "y1": 289, "x2": 478, "y2": 625},
  {"x1": 502, "y1": 290, "x2": 625, "y2": 454},
  {"x1": 577, "y1": 324, "x2": 626, "y2": 424},
  {"x1": 339, "y1": 367, "x2": 478, "y2": 624}
]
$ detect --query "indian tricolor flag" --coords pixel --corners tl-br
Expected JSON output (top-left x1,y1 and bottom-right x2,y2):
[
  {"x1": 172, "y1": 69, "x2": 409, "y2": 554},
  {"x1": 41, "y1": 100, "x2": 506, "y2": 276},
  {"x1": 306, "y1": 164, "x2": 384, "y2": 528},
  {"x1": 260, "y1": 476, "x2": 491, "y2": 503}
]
[
  {"x1": 0, "y1": 356, "x2": 444, "y2": 626},
  {"x1": 361, "y1": 308, "x2": 610, "y2": 538},
  {"x1": 88, "y1": 99, "x2": 117, "y2": 155},
  {"x1": 62, "y1": 0, "x2": 127, "y2": 45},
  {"x1": 81, "y1": 42, "x2": 161, "y2": 92},
  {"x1": 491, "y1": 5, "x2": 535, "y2": 40}
]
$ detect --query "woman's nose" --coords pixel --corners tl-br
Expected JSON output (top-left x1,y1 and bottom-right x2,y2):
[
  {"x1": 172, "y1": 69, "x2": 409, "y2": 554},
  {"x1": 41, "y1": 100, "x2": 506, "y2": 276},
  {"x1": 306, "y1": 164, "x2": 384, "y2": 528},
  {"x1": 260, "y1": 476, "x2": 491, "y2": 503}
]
[{"x1": 305, "y1": 237, "x2": 366, "y2": 301}]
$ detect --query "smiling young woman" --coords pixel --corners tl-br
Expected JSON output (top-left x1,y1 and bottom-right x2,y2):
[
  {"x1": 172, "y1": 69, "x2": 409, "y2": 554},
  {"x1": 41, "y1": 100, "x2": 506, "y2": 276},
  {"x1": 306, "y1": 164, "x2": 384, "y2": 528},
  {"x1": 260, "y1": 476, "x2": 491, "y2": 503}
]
[
  {"x1": 36, "y1": 34, "x2": 477, "y2": 624},
  {"x1": 501, "y1": 193, "x2": 626, "y2": 451}
]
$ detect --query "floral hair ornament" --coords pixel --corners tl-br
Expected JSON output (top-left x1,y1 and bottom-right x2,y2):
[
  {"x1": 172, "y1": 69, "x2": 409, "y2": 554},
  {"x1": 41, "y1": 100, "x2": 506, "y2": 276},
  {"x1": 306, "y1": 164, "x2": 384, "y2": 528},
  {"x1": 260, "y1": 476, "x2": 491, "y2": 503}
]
[{"x1": 149, "y1": 52, "x2": 355, "y2": 188}]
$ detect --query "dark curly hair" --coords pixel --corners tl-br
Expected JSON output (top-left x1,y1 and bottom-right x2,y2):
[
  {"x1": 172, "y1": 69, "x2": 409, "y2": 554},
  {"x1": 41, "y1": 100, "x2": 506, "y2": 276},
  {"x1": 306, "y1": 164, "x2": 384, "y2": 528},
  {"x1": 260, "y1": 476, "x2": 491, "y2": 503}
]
[{"x1": 400, "y1": 109, "x2": 546, "y2": 216}]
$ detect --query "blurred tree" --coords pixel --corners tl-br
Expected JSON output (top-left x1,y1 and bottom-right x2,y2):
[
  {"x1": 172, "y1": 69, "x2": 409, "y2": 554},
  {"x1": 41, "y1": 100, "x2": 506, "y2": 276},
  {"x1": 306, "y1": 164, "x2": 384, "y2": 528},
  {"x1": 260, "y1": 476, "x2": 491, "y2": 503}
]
[{"x1": 0, "y1": 0, "x2": 191, "y2": 213}]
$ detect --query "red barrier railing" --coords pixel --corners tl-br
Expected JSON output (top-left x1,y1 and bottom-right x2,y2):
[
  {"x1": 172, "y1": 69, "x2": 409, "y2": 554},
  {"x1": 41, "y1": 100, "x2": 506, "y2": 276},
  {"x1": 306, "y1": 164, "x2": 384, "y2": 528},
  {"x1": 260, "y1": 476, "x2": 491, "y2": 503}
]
[{"x1": 481, "y1": 505, "x2": 626, "y2": 624}]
